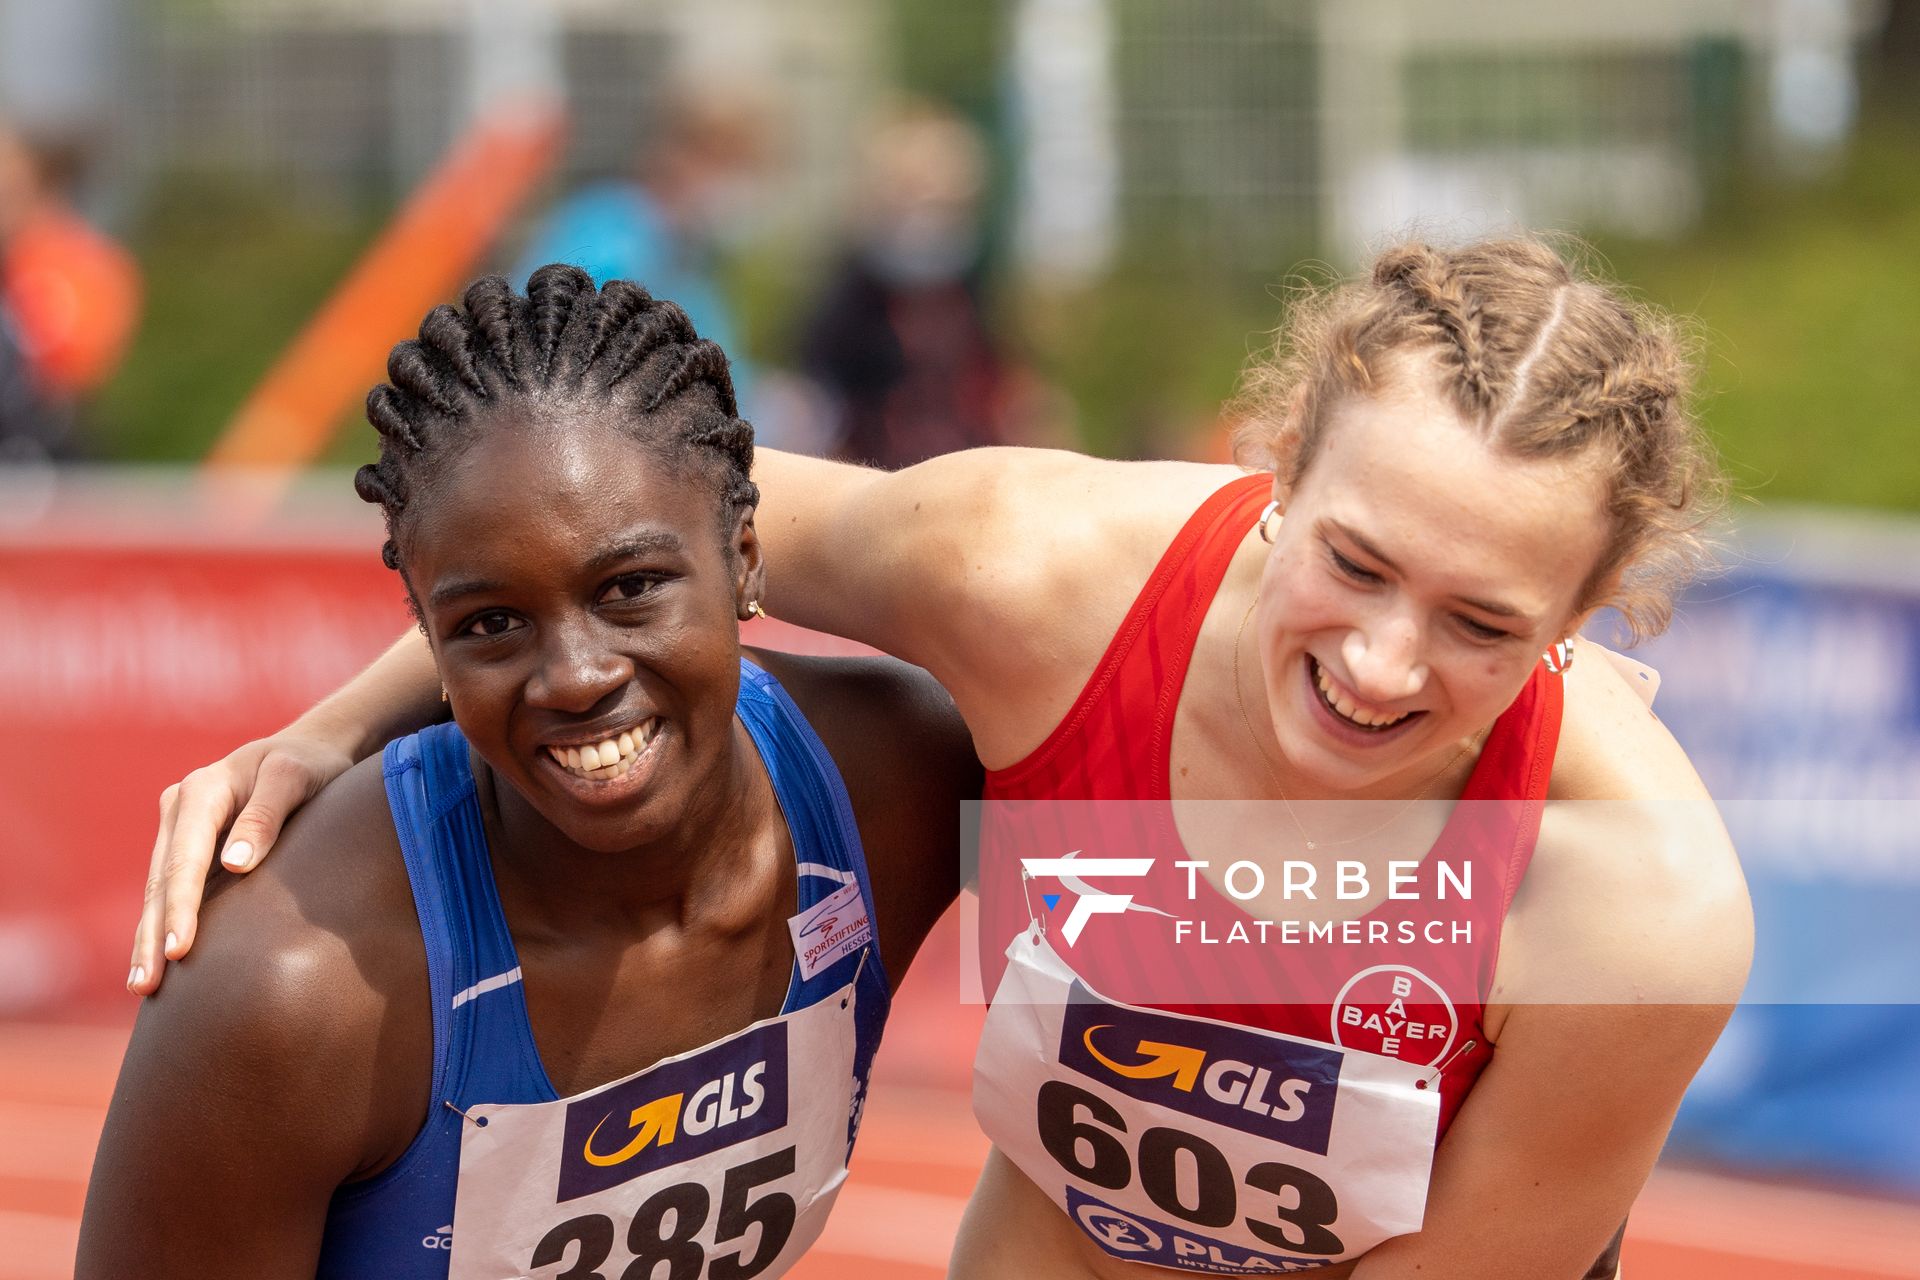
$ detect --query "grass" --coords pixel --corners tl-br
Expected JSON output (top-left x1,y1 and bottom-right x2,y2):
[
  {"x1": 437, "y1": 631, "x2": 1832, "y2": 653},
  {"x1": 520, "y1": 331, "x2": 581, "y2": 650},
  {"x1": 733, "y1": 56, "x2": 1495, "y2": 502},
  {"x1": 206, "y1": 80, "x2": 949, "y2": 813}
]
[
  {"x1": 1596, "y1": 124, "x2": 1920, "y2": 513},
  {"x1": 86, "y1": 175, "x2": 380, "y2": 463}
]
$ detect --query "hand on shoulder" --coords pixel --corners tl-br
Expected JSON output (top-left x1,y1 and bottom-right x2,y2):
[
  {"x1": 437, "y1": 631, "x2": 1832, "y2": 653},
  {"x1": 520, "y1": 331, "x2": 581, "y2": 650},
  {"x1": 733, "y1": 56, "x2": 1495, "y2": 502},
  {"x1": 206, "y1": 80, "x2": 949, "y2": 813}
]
[{"x1": 134, "y1": 755, "x2": 431, "y2": 1170}]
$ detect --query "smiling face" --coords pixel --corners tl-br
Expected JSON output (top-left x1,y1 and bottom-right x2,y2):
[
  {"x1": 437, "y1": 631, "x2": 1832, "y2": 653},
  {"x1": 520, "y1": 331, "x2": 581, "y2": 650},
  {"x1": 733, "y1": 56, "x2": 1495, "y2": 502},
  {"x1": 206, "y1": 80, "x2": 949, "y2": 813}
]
[
  {"x1": 1252, "y1": 365, "x2": 1611, "y2": 792},
  {"x1": 401, "y1": 408, "x2": 761, "y2": 854}
]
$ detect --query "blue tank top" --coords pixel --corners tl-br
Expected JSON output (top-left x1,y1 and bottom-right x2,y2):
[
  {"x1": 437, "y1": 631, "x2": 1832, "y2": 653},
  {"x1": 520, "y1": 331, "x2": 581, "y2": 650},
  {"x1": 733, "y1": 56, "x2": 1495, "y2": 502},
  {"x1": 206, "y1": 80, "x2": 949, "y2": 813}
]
[{"x1": 316, "y1": 658, "x2": 892, "y2": 1276}]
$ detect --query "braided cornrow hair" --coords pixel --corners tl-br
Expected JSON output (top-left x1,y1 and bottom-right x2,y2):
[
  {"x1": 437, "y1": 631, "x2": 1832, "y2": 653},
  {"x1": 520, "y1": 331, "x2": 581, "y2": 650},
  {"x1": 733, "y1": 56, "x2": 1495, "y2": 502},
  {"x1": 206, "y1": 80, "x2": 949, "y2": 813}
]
[
  {"x1": 355, "y1": 265, "x2": 758, "y2": 575},
  {"x1": 1229, "y1": 236, "x2": 1724, "y2": 642}
]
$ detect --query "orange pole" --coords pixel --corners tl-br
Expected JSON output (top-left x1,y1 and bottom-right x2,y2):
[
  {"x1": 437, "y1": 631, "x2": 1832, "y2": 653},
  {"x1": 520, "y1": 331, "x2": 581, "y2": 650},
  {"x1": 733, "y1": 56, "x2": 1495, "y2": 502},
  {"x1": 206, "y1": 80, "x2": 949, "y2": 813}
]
[{"x1": 205, "y1": 99, "x2": 566, "y2": 475}]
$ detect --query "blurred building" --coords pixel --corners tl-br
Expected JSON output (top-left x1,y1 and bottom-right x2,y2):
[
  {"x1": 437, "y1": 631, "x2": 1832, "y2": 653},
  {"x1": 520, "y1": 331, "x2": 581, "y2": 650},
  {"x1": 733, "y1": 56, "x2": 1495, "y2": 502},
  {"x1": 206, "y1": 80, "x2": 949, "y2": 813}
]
[
  {"x1": 0, "y1": 0, "x2": 1882, "y2": 277},
  {"x1": 1070, "y1": 0, "x2": 1885, "y2": 268},
  {"x1": 112, "y1": 0, "x2": 880, "y2": 241}
]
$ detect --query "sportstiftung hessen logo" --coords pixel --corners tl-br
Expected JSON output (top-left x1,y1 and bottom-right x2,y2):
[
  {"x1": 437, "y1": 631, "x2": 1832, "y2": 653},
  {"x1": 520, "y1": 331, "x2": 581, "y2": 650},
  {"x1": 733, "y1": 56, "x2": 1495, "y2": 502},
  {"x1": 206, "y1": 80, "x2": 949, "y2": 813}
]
[
  {"x1": 556, "y1": 1023, "x2": 789, "y2": 1202},
  {"x1": 1060, "y1": 984, "x2": 1343, "y2": 1156},
  {"x1": 788, "y1": 879, "x2": 872, "y2": 980}
]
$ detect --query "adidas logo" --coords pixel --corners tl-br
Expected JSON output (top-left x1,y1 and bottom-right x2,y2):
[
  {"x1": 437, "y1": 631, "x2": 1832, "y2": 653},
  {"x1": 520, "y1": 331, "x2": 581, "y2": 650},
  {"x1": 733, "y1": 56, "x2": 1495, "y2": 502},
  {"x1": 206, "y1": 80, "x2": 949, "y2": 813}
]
[{"x1": 421, "y1": 1225, "x2": 453, "y2": 1251}]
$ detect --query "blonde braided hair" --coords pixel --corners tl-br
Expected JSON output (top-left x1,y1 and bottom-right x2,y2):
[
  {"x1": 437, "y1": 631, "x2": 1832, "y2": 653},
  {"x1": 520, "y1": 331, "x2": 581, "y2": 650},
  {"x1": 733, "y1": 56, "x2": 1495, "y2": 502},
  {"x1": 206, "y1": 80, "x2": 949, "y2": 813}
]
[{"x1": 1230, "y1": 236, "x2": 1723, "y2": 642}]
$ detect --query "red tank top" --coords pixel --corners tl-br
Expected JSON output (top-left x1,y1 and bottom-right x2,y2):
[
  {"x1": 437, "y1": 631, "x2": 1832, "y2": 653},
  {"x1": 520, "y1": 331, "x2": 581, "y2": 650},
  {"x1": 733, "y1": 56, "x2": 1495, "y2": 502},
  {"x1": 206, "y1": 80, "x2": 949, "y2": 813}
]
[{"x1": 979, "y1": 473, "x2": 1563, "y2": 1136}]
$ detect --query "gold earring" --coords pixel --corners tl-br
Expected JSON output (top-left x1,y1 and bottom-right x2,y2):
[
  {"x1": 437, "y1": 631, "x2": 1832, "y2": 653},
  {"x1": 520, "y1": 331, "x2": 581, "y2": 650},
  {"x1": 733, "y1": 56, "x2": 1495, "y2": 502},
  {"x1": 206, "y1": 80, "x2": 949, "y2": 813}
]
[
  {"x1": 440, "y1": 685, "x2": 449, "y2": 702},
  {"x1": 1257, "y1": 500, "x2": 1283, "y2": 545},
  {"x1": 746, "y1": 600, "x2": 767, "y2": 620}
]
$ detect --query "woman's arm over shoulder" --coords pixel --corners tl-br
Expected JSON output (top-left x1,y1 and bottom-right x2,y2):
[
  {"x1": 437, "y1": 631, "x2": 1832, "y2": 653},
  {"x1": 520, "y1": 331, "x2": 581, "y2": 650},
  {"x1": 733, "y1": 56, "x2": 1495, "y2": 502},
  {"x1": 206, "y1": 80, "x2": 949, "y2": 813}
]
[
  {"x1": 754, "y1": 447, "x2": 1241, "y2": 763},
  {"x1": 748, "y1": 648, "x2": 983, "y2": 988},
  {"x1": 1355, "y1": 809, "x2": 1750, "y2": 1278},
  {"x1": 80, "y1": 760, "x2": 429, "y2": 1279}
]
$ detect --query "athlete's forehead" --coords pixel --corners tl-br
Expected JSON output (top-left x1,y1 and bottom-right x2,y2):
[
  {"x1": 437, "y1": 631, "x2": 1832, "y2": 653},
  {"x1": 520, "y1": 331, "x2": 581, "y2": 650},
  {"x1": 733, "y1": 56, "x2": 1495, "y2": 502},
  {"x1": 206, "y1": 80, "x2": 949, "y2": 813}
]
[{"x1": 1299, "y1": 389, "x2": 1608, "y2": 625}]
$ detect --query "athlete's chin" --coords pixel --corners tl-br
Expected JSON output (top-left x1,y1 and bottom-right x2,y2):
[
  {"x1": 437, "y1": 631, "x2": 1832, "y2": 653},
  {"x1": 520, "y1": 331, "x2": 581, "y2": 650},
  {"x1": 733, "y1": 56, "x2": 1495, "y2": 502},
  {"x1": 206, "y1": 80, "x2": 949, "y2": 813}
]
[
  {"x1": 516, "y1": 761, "x2": 691, "y2": 854},
  {"x1": 540, "y1": 804, "x2": 683, "y2": 856},
  {"x1": 1275, "y1": 704, "x2": 1446, "y2": 792}
]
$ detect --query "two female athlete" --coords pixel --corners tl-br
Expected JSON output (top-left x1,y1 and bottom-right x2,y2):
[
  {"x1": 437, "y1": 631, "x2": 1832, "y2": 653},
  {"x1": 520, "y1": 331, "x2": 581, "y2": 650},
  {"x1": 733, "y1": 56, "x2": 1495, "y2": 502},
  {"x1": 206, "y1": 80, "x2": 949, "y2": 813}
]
[
  {"x1": 82, "y1": 266, "x2": 978, "y2": 1278},
  {"x1": 124, "y1": 237, "x2": 1750, "y2": 1278}
]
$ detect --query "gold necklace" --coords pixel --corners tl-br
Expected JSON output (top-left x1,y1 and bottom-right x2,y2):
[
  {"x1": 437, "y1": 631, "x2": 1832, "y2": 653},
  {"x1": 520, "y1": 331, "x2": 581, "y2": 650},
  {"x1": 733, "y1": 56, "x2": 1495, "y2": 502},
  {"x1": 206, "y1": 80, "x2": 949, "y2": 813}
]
[{"x1": 1231, "y1": 596, "x2": 1473, "y2": 850}]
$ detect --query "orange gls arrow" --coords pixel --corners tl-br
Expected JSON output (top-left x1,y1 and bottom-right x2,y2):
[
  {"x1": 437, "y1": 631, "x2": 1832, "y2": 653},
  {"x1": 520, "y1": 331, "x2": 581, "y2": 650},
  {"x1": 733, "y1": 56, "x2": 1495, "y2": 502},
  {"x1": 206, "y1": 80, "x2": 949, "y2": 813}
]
[
  {"x1": 1082, "y1": 1026, "x2": 1206, "y2": 1092},
  {"x1": 582, "y1": 1093, "x2": 683, "y2": 1166}
]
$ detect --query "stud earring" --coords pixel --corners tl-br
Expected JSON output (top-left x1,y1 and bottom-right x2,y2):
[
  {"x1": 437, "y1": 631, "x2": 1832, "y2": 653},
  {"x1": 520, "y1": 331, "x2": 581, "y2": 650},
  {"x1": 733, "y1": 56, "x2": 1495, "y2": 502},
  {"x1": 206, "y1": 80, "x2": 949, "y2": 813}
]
[{"x1": 746, "y1": 600, "x2": 768, "y2": 620}]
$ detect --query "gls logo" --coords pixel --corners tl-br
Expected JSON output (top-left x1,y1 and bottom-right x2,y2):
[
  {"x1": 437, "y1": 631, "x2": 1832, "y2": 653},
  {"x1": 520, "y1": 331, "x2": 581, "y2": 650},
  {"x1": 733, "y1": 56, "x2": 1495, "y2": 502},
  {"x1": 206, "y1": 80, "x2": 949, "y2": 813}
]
[
  {"x1": 1060, "y1": 983, "x2": 1345, "y2": 1156},
  {"x1": 1079, "y1": 1023, "x2": 1314, "y2": 1123},
  {"x1": 1020, "y1": 852, "x2": 1172, "y2": 944},
  {"x1": 557, "y1": 1023, "x2": 789, "y2": 1202},
  {"x1": 581, "y1": 1060, "x2": 770, "y2": 1166}
]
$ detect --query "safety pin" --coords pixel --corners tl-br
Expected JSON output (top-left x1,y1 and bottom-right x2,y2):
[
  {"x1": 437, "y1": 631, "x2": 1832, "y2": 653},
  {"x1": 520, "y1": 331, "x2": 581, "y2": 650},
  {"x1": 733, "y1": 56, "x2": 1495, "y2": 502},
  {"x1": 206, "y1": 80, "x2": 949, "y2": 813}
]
[
  {"x1": 443, "y1": 1099, "x2": 489, "y2": 1127},
  {"x1": 1020, "y1": 867, "x2": 1047, "y2": 939},
  {"x1": 1417, "y1": 1039, "x2": 1478, "y2": 1090},
  {"x1": 841, "y1": 947, "x2": 872, "y2": 1009}
]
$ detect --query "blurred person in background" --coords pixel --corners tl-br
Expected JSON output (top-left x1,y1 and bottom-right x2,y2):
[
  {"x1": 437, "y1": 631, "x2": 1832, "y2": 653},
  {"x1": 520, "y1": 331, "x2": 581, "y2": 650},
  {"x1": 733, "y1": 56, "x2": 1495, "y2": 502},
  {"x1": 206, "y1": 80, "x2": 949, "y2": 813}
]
[
  {"x1": 798, "y1": 100, "x2": 1049, "y2": 468},
  {"x1": 0, "y1": 118, "x2": 140, "y2": 462},
  {"x1": 511, "y1": 86, "x2": 770, "y2": 389}
]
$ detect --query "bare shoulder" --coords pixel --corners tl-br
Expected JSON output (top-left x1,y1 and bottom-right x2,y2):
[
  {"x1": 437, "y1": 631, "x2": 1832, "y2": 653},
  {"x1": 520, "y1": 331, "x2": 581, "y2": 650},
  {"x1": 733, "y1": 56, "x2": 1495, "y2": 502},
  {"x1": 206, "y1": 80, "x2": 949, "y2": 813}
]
[
  {"x1": 1506, "y1": 640, "x2": 1753, "y2": 1007},
  {"x1": 166, "y1": 757, "x2": 407, "y2": 1011},
  {"x1": 82, "y1": 758, "x2": 430, "y2": 1276},
  {"x1": 1549, "y1": 636, "x2": 1697, "y2": 801},
  {"x1": 746, "y1": 647, "x2": 979, "y2": 789},
  {"x1": 140, "y1": 754, "x2": 431, "y2": 1166}
]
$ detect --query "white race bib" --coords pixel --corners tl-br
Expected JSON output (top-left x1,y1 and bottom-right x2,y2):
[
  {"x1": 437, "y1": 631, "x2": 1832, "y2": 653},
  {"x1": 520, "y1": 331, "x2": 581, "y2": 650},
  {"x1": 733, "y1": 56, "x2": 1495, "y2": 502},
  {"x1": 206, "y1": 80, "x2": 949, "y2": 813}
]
[
  {"x1": 974, "y1": 930, "x2": 1438, "y2": 1273},
  {"x1": 449, "y1": 984, "x2": 858, "y2": 1280}
]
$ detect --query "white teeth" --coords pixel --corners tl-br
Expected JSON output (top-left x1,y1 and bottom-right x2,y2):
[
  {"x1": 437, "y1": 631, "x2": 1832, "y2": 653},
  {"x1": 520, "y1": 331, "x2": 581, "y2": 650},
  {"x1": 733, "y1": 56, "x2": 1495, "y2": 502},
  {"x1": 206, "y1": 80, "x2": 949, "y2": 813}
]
[
  {"x1": 1314, "y1": 661, "x2": 1409, "y2": 730},
  {"x1": 549, "y1": 721, "x2": 660, "y2": 781}
]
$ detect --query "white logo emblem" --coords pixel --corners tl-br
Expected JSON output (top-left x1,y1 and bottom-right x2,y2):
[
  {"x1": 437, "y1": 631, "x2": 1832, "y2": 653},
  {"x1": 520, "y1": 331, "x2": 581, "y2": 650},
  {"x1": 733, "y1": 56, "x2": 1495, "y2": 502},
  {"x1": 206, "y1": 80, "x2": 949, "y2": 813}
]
[
  {"x1": 1020, "y1": 852, "x2": 1168, "y2": 944},
  {"x1": 422, "y1": 1224, "x2": 453, "y2": 1250},
  {"x1": 1074, "y1": 1202, "x2": 1162, "y2": 1253},
  {"x1": 1330, "y1": 964, "x2": 1458, "y2": 1067}
]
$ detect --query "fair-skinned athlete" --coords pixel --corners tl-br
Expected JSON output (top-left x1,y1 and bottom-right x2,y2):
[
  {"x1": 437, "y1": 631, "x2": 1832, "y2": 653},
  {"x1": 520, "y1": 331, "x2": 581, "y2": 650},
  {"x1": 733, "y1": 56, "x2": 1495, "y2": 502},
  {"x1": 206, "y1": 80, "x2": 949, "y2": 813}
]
[
  {"x1": 129, "y1": 239, "x2": 1751, "y2": 1278},
  {"x1": 81, "y1": 267, "x2": 978, "y2": 1279}
]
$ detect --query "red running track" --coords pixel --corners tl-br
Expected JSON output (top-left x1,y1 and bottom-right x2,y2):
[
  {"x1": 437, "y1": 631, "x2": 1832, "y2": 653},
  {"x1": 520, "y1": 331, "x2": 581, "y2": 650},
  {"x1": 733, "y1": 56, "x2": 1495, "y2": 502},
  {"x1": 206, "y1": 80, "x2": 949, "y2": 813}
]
[{"x1": 10, "y1": 933, "x2": 1920, "y2": 1280}]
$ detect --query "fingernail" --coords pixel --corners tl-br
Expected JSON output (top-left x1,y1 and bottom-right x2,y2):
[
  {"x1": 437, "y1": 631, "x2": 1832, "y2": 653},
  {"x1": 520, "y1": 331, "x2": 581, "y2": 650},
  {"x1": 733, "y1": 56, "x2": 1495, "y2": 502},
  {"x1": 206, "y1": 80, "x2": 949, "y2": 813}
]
[
  {"x1": 128, "y1": 966, "x2": 145, "y2": 989},
  {"x1": 222, "y1": 840, "x2": 252, "y2": 869},
  {"x1": 165, "y1": 931, "x2": 178, "y2": 955}
]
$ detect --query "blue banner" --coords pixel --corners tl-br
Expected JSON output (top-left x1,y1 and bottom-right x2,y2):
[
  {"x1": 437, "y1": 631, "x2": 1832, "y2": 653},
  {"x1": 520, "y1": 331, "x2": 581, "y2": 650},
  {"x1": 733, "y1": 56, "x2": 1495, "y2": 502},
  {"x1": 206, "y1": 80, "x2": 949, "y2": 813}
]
[{"x1": 1622, "y1": 518, "x2": 1920, "y2": 1191}]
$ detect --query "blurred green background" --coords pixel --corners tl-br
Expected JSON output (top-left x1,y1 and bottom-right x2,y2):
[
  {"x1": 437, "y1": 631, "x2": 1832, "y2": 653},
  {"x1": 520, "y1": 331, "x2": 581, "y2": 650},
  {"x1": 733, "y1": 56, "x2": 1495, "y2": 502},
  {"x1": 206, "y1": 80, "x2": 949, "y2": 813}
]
[{"x1": 48, "y1": 0, "x2": 1920, "y2": 512}]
